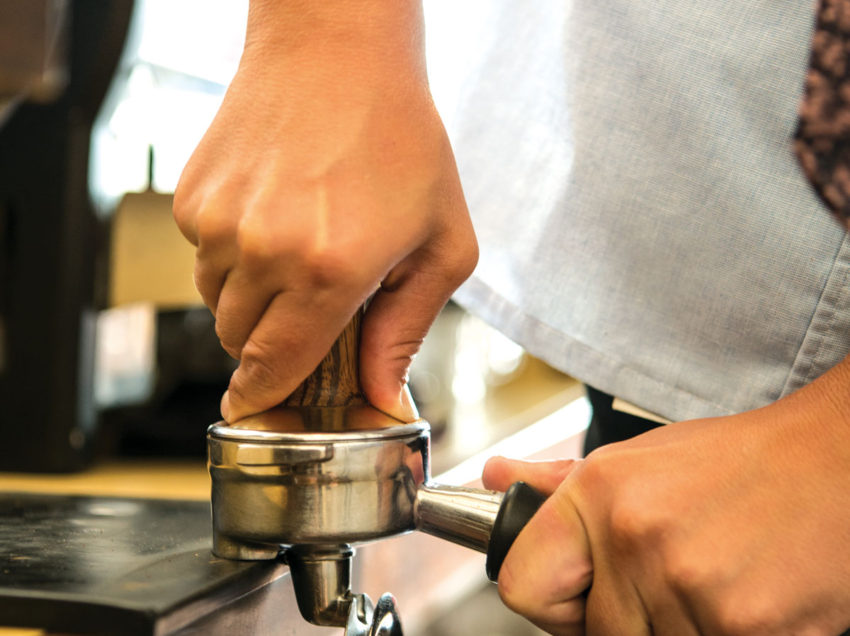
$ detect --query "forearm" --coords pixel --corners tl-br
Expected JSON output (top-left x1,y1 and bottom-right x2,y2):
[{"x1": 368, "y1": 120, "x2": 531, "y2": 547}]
[
  {"x1": 221, "y1": 0, "x2": 440, "y2": 188},
  {"x1": 242, "y1": 0, "x2": 429, "y2": 96}
]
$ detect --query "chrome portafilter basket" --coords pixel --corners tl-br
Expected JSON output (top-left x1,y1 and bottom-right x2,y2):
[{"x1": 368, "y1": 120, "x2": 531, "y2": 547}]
[{"x1": 207, "y1": 315, "x2": 545, "y2": 634}]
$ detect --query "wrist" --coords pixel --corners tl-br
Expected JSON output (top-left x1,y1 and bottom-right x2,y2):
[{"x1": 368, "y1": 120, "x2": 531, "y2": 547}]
[
  {"x1": 769, "y1": 355, "x2": 850, "y2": 469},
  {"x1": 794, "y1": 355, "x2": 850, "y2": 426}
]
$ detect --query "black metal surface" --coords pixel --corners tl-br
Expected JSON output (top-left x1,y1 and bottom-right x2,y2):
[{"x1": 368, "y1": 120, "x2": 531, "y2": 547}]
[{"x1": 0, "y1": 492, "x2": 285, "y2": 635}]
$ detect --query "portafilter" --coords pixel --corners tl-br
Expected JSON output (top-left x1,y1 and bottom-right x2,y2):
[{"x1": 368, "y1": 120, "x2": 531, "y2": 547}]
[{"x1": 208, "y1": 312, "x2": 546, "y2": 634}]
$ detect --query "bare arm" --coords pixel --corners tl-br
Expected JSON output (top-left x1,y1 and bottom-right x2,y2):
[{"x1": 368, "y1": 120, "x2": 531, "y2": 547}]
[{"x1": 173, "y1": 0, "x2": 477, "y2": 421}]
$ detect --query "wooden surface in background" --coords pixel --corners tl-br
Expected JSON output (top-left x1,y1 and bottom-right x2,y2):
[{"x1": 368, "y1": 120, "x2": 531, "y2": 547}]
[
  {"x1": 109, "y1": 191, "x2": 200, "y2": 308},
  {"x1": 0, "y1": 459, "x2": 209, "y2": 500}
]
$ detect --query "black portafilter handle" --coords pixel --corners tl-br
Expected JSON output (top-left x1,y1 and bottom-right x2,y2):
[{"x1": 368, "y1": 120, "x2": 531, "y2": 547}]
[{"x1": 485, "y1": 481, "x2": 548, "y2": 582}]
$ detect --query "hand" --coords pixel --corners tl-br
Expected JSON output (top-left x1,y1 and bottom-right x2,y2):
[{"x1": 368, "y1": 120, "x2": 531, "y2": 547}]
[
  {"x1": 484, "y1": 358, "x2": 850, "y2": 635},
  {"x1": 173, "y1": 1, "x2": 477, "y2": 422},
  {"x1": 483, "y1": 456, "x2": 591, "y2": 634}
]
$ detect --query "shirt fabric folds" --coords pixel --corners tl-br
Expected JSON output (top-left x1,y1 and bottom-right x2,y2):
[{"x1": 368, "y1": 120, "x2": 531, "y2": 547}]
[{"x1": 426, "y1": 0, "x2": 850, "y2": 422}]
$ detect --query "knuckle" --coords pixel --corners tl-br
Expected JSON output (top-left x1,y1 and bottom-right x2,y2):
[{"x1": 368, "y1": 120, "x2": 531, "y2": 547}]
[
  {"x1": 359, "y1": 333, "x2": 423, "y2": 401},
  {"x1": 171, "y1": 191, "x2": 190, "y2": 231},
  {"x1": 235, "y1": 215, "x2": 278, "y2": 266},
  {"x1": 549, "y1": 601, "x2": 585, "y2": 632},
  {"x1": 455, "y1": 236, "x2": 480, "y2": 279},
  {"x1": 570, "y1": 447, "x2": 616, "y2": 493},
  {"x1": 194, "y1": 201, "x2": 234, "y2": 248},
  {"x1": 496, "y1": 560, "x2": 525, "y2": 613},
  {"x1": 607, "y1": 496, "x2": 657, "y2": 553},
  {"x1": 439, "y1": 236, "x2": 479, "y2": 287},
  {"x1": 213, "y1": 320, "x2": 242, "y2": 360},
  {"x1": 710, "y1": 594, "x2": 779, "y2": 636},
  {"x1": 498, "y1": 560, "x2": 585, "y2": 630},
  {"x1": 575, "y1": 448, "x2": 669, "y2": 554},
  {"x1": 236, "y1": 216, "x2": 364, "y2": 291},
  {"x1": 299, "y1": 242, "x2": 361, "y2": 289},
  {"x1": 662, "y1": 545, "x2": 708, "y2": 598},
  {"x1": 235, "y1": 340, "x2": 283, "y2": 394},
  {"x1": 192, "y1": 262, "x2": 216, "y2": 309},
  {"x1": 171, "y1": 175, "x2": 195, "y2": 225},
  {"x1": 192, "y1": 257, "x2": 228, "y2": 312},
  {"x1": 172, "y1": 195, "x2": 202, "y2": 246}
]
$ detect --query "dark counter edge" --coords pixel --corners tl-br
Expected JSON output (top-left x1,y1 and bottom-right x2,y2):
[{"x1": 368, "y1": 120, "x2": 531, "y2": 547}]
[
  {"x1": 0, "y1": 492, "x2": 289, "y2": 635},
  {"x1": 0, "y1": 560, "x2": 289, "y2": 636}
]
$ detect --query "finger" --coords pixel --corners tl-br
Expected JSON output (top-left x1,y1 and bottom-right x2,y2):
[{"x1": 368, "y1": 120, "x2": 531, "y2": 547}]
[
  {"x1": 172, "y1": 132, "x2": 229, "y2": 246},
  {"x1": 182, "y1": 188, "x2": 241, "y2": 310},
  {"x1": 221, "y1": 288, "x2": 357, "y2": 421},
  {"x1": 483, "y1": 456, "x2": 579, "y2": 496},
  {"x1": 360, "y1": 248, "x2": 475, "y2": 421},
  {"x1": 191, "y1": 217, "x2": 240, "y2": 313},
  {"x1": 172, "y1": 178, "x2": 201, "y2": 246},
  {"x1": 498, "y1": 488, "x2": 592, "y2": 631},
  {"x1": 358, "y1": 283, "x2": 437, "y2": 421},
  {"x1": 358, "y1": 164, "x2": 476, "y2": 420},
  {"x1": 213, "y1": 267, "x2": 278, "y2": 359},
  {"x1": 193, "y1": 256, "x2": 229, "y2": 314}
]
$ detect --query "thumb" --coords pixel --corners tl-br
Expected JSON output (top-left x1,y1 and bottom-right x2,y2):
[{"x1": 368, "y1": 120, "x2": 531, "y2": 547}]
[
  {"x1": 360, "y1": 219, "x2": 477, "y2": 422},
  {"x1": 359, "y1": 276, "x2": 450, "y2": 422},
  {"x1": 483, "y1": 456, "x2": 580, "y2": 496}
]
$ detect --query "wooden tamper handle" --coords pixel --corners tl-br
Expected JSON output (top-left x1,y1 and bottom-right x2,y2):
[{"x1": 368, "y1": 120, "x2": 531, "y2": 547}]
[{"x1": 282, "y1": 308, "x2": 368, "y2": 408}]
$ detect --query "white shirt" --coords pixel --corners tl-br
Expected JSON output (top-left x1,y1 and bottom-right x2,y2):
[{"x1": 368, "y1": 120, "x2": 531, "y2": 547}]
[{"x1": 426, "y1": 0, "x2": 850, "y2": 421}]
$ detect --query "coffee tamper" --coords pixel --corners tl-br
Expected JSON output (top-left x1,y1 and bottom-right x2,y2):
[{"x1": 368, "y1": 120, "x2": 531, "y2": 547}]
[{"x1": 208, "y1": 313, "x2": 546, "y2": 634}]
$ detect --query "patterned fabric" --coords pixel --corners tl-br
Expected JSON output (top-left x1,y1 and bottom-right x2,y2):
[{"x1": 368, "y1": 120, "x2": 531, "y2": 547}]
[{"x1": 796, "y1": 0, "x2": 850, "y2": 226}]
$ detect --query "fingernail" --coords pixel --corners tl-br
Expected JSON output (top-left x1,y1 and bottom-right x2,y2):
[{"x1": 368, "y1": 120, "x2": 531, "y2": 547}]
[
  {"x1": 398, "y1": 384, "x2": 419, "y2": 422},
  {"x1": 220, "y1": 390, "x2": 231, "y2": 422}
]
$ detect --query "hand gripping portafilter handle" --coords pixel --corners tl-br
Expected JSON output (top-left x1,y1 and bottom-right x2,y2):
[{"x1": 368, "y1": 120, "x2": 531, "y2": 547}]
[{"x1": 485, "y1": 481, "x2": 548, "y2": 581}]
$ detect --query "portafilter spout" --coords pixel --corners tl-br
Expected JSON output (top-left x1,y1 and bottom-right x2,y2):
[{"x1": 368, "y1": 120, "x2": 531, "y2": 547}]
[{"x1": 207, "y1": 311, "x2": 546, "y2": 633}]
